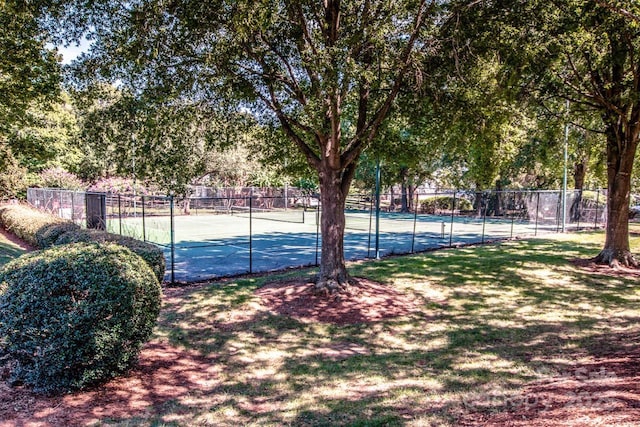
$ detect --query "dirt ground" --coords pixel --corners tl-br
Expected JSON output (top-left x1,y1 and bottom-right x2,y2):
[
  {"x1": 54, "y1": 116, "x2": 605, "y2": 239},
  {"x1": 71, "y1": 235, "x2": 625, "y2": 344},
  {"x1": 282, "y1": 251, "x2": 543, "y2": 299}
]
[{"x1": 1, "y1": 266, "x2": 639, "y2": 426}]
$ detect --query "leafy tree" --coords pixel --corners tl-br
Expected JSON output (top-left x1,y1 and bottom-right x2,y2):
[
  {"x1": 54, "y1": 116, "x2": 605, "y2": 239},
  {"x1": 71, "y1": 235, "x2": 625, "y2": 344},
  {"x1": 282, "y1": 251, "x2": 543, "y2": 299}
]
[
  {"x1": 0, "y1": 0, "x2": 61, "y2": 197},
  {"x1": 451, "y1": 0, "x2": 640, "y2": 266},
  {"x1": 58, "y1": 0, "x2": 439, "y2": 291},
  {"x1": 9, "y1": 92, "x2": 81, "y2": 172}
]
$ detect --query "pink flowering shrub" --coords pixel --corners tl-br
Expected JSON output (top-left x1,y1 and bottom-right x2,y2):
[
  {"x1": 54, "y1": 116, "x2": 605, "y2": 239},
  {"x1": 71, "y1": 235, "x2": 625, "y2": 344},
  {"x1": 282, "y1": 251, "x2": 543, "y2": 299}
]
[
  {"x1": 38, "y1": 167, "x2": 85, "y2": 191},
  {"x1": 89, "y1": 177, "x2": 150, "y2": 195}
]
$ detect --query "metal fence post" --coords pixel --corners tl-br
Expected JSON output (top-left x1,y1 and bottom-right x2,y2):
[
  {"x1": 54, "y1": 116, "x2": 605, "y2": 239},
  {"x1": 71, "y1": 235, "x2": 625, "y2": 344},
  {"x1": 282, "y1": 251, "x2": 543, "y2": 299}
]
[
  {"x1": 411, "y1": 192, "x2": 418, "y2": 253},
  {"x1": 315, "y1": 199, "x2": 320, "y2": 266},
  {"x1": 595, "y1": 188, "x2": 600, "y2": 229},
  {"x1": 481, "y1": 192, "x2": 488, "y2": 244},
  {"x1": 510, "y1": 192, "x2": 515, "y2": 239},
  {"x1": 170, "y1": 195, "x2": 175, "y2": 284},
  {"x1": 375, "y1": 160, "x2": 381, "y2": 259},
  {"x1": 367, "y1": 194, "x2": 374, "y2": 258},
  {"x1": 534, "y1": 192, "x2": 540, "y2": 236},
  {"x1": 118, "y1": 194, "x2": 123, "y2": 235},
  {"x1": 449, "y1": 192, "x2": 456, "y2": 247},
  {"x1": 249, "y1": 194, "x2": 253, "y2": 274},
  {"x1": 142, "y1": 195, "x2": 147, "y2": 242}
]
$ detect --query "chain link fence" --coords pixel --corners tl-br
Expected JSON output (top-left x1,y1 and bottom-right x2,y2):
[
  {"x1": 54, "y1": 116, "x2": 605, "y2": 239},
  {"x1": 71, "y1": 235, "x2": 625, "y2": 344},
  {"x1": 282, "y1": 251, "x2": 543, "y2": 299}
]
[{"x1": 28, "y1": 187, "x2": 608, "y2": 282}]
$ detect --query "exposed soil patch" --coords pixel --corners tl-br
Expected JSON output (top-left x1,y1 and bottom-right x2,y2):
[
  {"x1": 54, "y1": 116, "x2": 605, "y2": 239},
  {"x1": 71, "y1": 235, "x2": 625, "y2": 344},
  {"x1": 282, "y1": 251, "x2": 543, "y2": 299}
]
[
  {"x1": 571, "y1": 258, "x2": 640, "y2": 278},
  {"x1": 0, "y1": 341, "x2": 221, "y2": 427},
  {"x1": 255, "y1": 277, "x2": 421, "y2": 325},
  {"x1": 0, "y1": 227, "x2": 34, "y2": 252}
]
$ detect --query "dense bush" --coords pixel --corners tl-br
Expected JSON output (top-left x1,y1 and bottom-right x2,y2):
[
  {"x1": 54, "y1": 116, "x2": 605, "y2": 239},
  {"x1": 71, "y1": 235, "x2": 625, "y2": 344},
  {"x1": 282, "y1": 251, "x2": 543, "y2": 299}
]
[
  {"x1": 34, "y1": 222, "x2": 82, "y2": 248},
  {"x1": 419, "y1": 196, "x2": 473, "y2": 214},
  {"x1": 0, "y1": 243, "x2": 162, "y2": 394},
  {"x1": 55, "y1": 229, "x2": 166, "y2": 282},
  {"x1": 0, "y1": 204, "x2": 165, "y2": 282},
  {"x1": 0, "y1": 204, "x2": 64, "y2": 247}
]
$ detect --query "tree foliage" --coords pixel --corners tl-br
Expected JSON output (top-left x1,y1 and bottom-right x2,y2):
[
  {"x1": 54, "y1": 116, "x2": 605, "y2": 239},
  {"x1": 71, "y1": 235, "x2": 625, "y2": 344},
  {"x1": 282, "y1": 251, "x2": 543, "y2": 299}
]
[
  {"x1": 56, "y1": 0, "x2": 439, "y2": 288},
  {"x1": 450, "y1": 0, "x2": 640, "y2": 265}
]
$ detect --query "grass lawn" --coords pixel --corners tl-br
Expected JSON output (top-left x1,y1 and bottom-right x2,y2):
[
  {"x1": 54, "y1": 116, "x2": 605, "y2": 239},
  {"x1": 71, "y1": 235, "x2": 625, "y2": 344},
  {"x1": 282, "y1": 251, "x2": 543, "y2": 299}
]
[
  {"x1": 2, "y1": 231, "x2": 639, "y2": 425},
  {"x1": 126, "y1": 231, "x2": 638, "y2": 426},
  {"x1": 0, "y1": 230, "x2": 26, "y2": 268}
]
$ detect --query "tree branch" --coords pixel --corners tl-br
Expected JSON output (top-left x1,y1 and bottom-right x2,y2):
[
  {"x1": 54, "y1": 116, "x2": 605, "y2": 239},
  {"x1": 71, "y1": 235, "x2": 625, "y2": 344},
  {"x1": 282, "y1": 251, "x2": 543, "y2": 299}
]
[
  {"x1": 594, "y1": 0, "x2": 640, "y2": 24},
  {"x1": 341, "y1": 0, "x2": 433, "y2": 167}
]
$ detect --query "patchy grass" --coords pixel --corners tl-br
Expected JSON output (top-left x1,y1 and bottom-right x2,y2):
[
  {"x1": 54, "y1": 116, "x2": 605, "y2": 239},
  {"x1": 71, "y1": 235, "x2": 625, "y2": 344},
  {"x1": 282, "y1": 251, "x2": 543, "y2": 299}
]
[
  {"x1": 0, "y1": 230, "x2": 26, "y2": 268},
  {"x1": 132, "y1": 231, "x2": 639, "y2": 426}
]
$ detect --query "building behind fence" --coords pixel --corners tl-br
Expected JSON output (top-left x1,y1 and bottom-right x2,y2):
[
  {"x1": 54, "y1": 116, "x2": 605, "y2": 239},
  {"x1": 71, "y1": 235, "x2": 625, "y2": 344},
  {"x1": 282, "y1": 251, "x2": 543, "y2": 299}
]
[{"x1": 28, "y1": 187, "x2": 608, "y2": 283}]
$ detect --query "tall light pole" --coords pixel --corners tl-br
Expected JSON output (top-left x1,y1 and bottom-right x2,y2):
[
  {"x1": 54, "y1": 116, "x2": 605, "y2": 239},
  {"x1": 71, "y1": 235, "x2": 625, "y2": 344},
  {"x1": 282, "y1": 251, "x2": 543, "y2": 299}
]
[{"x1": 561, "y1": 100, "x2": 570, "y2": 232}]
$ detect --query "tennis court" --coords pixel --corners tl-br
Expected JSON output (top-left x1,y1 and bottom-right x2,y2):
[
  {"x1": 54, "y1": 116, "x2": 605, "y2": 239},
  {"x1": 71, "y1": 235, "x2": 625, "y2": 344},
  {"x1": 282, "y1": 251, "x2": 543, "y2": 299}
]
[
  {"x1": 27, "y1": 188, "x2": 608, "y2": 282},
  {"x1": 109, "y1": 208, "x2": 566, "y2": 282}
]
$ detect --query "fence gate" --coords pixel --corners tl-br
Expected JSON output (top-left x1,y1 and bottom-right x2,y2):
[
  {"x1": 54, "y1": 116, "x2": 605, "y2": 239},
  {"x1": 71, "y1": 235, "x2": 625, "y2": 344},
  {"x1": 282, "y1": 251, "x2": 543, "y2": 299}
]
[{"x1": 85, "y1": 192, "x2": 106, "y2": 230}]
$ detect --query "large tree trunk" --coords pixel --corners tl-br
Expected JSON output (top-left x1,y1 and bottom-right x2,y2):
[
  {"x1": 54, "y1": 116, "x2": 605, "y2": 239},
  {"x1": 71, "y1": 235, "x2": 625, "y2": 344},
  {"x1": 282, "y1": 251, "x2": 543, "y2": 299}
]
[
  {"x1": 593, "y1": 126, "x2": 638, "y2": 267},
  {"x1": 315, "y1": 165, "x2": 352, "y2": 294}
]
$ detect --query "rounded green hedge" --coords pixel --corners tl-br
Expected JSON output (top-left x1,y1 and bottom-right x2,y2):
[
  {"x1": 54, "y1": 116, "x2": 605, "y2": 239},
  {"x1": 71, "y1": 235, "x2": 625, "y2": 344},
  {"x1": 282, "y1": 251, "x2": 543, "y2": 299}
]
[
  {"x1": 55, "y1": 229, "x2": 166, "y2": 283},
  {"x1": 0, "y1": 243, "x2": 162, "y2": 394},
  {"x1": 0, "y1": 204, "x2": 64, "y2": 247},
  {"x1": 34, "y1": 222, "x2": 81, "y2": 248}
]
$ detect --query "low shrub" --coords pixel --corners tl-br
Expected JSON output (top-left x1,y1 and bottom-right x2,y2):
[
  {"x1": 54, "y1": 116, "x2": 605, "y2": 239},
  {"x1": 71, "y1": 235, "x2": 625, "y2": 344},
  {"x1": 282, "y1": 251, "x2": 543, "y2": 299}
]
[
  {"x1": 0, "y1": 204, "x2": 165, "y2": 282},
  {"x1": 34, "y1": 222, "x2": 82, "y2": 248},
  {"x1": 0, "y1": 204, "x2": 63, "y2": 247},
  {"x1": 55, "y1": 229, "x2": 166, "y2": 282},
  {"x1": 0, "y1": 243, "x2": 162, "y2": 394},
  {"x1": 419, "y1": 196, "x2": 473, "y2": 214}
]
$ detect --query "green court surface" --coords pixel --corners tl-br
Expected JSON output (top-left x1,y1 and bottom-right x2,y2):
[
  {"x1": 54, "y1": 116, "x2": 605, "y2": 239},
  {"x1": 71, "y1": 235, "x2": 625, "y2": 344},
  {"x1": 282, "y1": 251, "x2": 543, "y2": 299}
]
[{"x1": 105, "y1": 209, "x2": 572, "y2": 282}]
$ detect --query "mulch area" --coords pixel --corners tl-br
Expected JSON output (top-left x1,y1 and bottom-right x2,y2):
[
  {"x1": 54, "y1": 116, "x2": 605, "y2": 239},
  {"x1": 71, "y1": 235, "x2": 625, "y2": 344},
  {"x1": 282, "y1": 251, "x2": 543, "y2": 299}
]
[
  {"x1": 459, "y1": 353, "x2": 640, "y2": 426},
  {"x1": 570, "y1": 258, "x2": 640, "y2": 278},
  {"x1": 254, "y1": 277, "x2": 422, "y2": 325},
  {"x1": 0, "y1": 227, "x2": 34, "y2": 251}
]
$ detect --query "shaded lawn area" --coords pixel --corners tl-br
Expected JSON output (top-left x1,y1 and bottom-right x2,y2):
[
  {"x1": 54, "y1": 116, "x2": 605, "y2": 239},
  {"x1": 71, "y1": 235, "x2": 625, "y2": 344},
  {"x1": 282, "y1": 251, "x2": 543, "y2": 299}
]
[
  {"x1": 0, "y1": 229, "x2": 27, "y2": 268},
  {"x1": 2, "y1": 232, "x2": 639, "y2": 426}
]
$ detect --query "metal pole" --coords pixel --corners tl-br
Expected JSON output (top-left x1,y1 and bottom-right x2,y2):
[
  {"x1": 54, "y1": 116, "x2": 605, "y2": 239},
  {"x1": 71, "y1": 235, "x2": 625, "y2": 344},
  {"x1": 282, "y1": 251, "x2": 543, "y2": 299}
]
[
  {"x1": 411, "y1": 192, "x2": 418, "y2": 253},
  {"x1": 576, "y1": 190, "x2": 581, "y2": 231},
  {"x1": 315, "y1": 198, "x2": 320, "y2": 266},
  {"x1": 71, "y1": 192, "x2": 75, "y2": 224},
  {"x1": 534, "y1": 192, "x2": 540, "y2": 236},
  {"x1": 449, "y1": 192, "x2": 456, "y2": 247},
  {"x1": 170, "y1": 195, "x2": 175, "y2": 284},
  {"x1": 249, "y1": 194, "x2": 253, "y2": 273},
  {"x1": 562, "y1": 100, "x2": 569, "y2": 232},
  {"x1": 510, "y1": 192, "x2": 515, "y2": 239},
  {"x1": 367, "y1": 194, "x2": 373, "y2": 258},
  {"x1": 118, "y1": 194, "x2": 122, "y2": 235},
  {"x1": 375, "y1": 159, "x2": 381, "y2": 259},
  {"x1": 142, "y1": 195, "x2": 147, "y2": 242},
  {"x1": 595, "y1": 188, "x2": 600, "y2": 229},
  {"x1": 481, "y1": 192, "x2": 488, "y2": 244}
]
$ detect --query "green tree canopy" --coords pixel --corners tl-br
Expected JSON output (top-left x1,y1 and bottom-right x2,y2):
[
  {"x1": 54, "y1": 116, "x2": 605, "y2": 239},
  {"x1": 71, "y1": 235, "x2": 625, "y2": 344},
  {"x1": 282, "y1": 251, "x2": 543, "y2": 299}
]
[{"x1": 58, "y1": 0, "x2": 440, "y2": 291}]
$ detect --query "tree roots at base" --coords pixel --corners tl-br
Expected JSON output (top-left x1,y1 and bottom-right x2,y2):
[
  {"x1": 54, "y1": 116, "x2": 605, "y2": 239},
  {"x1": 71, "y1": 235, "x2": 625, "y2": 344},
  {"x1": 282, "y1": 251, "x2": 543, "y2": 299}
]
[
  {"x1": 593, "y1": 249, "x2": 639, "y2": 269},
  {"x1": 313, "y1": 274, "x2": 356, "y2": 297}
]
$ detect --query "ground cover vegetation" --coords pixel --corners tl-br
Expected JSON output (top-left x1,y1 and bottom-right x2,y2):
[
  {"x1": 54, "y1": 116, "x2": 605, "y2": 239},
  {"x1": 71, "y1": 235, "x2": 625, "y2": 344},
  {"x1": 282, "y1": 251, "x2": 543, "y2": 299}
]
[{"x1": 0, "y1": 232, "x2": 638, "y2": 424}]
